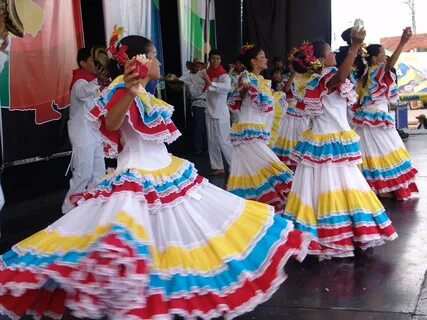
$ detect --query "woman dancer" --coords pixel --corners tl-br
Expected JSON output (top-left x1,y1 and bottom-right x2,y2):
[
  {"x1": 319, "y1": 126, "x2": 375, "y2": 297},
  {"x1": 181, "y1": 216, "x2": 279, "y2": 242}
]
[
  {"x1": 353, "y1": 27, "x2": 418, "y2": 200},
  {"x1": 284, "y1": 28, "x2": 397, "y2": 259},
  {"x1": 272, "y1": 60, "x2": 310, "y2": 170},
  {"x1": 227, "y1": 45, "x2": 294, "y2": 214}
]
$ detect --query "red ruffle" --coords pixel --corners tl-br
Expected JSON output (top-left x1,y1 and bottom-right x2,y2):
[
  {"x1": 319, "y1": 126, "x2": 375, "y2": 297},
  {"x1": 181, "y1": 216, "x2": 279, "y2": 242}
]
[{"x1": 90, "y1": 88, "x2": 180, "y2": 158}]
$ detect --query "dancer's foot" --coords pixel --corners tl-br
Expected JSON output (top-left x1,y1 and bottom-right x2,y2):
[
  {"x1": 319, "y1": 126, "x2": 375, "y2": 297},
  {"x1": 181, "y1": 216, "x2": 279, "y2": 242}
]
[
  {"x1": 211, "y1": 169, "x2": 225, "y2": 175},
  {"x1": 378, "y1": 192, "x2": 394, "y2": 198}
]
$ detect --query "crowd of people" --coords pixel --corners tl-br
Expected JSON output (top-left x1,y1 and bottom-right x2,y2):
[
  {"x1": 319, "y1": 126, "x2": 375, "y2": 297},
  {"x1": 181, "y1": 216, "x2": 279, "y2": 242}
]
[{"x1": 0, "y1": 16, "x2": 420, "y2": 320}]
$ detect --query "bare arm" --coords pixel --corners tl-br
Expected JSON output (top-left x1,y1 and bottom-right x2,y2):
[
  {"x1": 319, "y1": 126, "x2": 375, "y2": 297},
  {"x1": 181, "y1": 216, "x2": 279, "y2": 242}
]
[
  {"x1": 104, "y1": 63, "x2": 140, "y2": 131},
  {"x1": 327, "y1": 28, "x2": 366, "y2": 90},
  {"x1": 386, "y1": 27, "x2": 412, "y2": 72},
  {"x1": 283, "y1": 70, "x2": 296, "y2": 93}
]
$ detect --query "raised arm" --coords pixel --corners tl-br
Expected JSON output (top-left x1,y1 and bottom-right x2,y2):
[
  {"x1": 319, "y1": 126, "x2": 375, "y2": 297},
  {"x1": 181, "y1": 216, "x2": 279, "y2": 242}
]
[
  {"x1": 386, "y1": 27, "x2": 412, "y2": 72},
  {"x1": 327, "y1": 28, "x2": 366, "y2": 90},
  {"x1": 283, "y1": 69, "x2": 296, "y2": 93},
  {"x1": 104, "y1": 63, "x2": 140, "y2": 131}
]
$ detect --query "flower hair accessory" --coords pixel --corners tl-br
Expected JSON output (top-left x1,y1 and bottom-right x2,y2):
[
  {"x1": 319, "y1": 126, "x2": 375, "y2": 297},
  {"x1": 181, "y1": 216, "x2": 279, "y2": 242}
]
[
  {"x1": 240, "y1": 43, "x2": 255, "y2": 55},
  {"x1": 107, "y1": 25, "x2": 128, "y2": 66},
  {"x1": 289, "y1": 41, "x2": 323, "y2": 73},
  {"x1": 107, "y1": 25, "x2": 152, "y2": 80}
]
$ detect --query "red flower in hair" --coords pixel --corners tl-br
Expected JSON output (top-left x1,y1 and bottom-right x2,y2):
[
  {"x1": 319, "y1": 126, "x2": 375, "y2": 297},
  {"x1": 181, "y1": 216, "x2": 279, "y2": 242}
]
[{"x1": 115, "y1": 45, "x2": 129, "y2": 66}]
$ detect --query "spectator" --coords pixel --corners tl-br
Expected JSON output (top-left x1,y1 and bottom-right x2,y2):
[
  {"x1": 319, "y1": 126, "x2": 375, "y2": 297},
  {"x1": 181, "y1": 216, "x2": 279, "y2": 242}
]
[{"x1": 416, "y1": 114, "x2": 427, "y2": 129}]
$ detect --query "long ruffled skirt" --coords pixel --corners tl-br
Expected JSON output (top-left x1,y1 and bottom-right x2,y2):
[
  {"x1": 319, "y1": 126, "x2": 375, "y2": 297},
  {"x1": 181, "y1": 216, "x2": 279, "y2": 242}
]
[
  {"x1": 227, "y1": 141, "x2": 293, "y2": 214},
  {"x1": 284, "y1": 129, "x2": 397, "y2": 259},
  {"x1": 0, "y1": 156, "x2": 309, "y2": 320}
]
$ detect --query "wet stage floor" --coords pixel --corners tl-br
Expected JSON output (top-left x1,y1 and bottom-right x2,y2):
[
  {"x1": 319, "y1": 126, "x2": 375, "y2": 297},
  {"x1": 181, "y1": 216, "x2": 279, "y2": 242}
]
[{"x1": 1, "y1": 135, "x2": 426, "y2": 320}]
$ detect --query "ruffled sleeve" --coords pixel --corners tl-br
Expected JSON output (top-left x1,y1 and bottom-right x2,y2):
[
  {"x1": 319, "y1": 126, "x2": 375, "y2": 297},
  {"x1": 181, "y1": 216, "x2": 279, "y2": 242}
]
[
  {"x1": 227, "y1": 71, "x2": 273, "y2": 113},
  {"x1": 359, "y1": 64, "x2": 399, "y2": 106},
  {"x1": 295, "y1": 67, "x2": 358, "y2": 116},
  {"x1": 89, "y1": 76, "x2": 181, "y2": 158},
  {"x1": 297, "y1": 68, "x2": 336, "y2": 115}
]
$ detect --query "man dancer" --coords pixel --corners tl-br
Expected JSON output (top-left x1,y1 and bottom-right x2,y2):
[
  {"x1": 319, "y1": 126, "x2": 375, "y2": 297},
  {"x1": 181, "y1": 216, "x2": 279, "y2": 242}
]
[
  {"x1": 202, "y1": 49, "x2": 233, "y2": 175},
  {"x1": 62, "y1": 47, "x2": 107, "y2": 213}
]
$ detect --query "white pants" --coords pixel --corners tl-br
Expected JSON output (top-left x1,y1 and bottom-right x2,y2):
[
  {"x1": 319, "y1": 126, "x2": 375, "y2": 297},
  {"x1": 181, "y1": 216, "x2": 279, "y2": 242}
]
[
  {"x1": 62, "y1": 143, "x2": 105, "y2": 213},
  {"x1": 205, "y1": 113, "x2": 233, "y2": 170}
]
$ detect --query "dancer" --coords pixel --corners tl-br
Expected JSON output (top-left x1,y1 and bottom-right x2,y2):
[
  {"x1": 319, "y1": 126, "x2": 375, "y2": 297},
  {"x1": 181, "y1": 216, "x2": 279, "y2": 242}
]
[
  {"x1": 61, "y1": 47, "x2": 108, "y2": 213},
  {"x1": 0, "y1": 31, "x2": 310, "y2": 320},
  {"x1": 227, "y1": 45, "x2": 293, "y2": 214},
  {"x1": 353, "y1": 27, "x2": 418, "y2": 200},
  {"x1": 179, "y1": 58, "x2": 208, "y2": 156},
  {"x1": 201, "y1": 49, "x2": 233, "y2": 175},
  {"x1": 271, "y1": 61, "x2": 310, "y2": 169},
  {"x1": 284, "y1": 28, "x2": 398, "y2": 259}
]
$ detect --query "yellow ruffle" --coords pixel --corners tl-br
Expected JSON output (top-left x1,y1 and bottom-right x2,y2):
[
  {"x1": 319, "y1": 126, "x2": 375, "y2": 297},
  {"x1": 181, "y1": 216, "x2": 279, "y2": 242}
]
[
  {"x1": 152, "y1": 201, "x2": 271, "y2": 272},
  {"x1": 15, "y1": 201, "x2": 272, "y2": 272},
  {"x1": 16, "y1": 211, "x2": 150, "y2": 252},
  {"x1": 300, "y1": 130, "x2": 359, "y2": 144},
  {"x1": 268, "y1": 92, "x2": 286, "y2": 147},
  {"x1": 274, "y1": 137, "x2": 299, "y2": 150},
  {"x1": 286, "y1": 189, "x2": 384, "y2": 225},
  {"x1": 136, "y1": 156, "x2": 185, "y2": 177},
  {"x1": 231, "y1": 123, "x2": 267, "y2": 132},
  {"x1": 110, "y1": 75, "x2": 173, "y2": 113},
  {"x1": 360, "y1": 147, "x2": 412, "y2": 170},
  {"x1": 227, "y1": 161, "x2": 292, "y2": 189}
]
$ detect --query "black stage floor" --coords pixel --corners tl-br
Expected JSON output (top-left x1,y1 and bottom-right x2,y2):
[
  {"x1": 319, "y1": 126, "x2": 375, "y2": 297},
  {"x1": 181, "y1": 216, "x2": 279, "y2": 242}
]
[{"x1": 1, "y1": 134, "x2": 426, "y2": 320}]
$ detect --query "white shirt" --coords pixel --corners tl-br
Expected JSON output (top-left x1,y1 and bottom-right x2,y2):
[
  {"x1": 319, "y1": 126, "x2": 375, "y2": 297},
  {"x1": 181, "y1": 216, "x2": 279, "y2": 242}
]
[
  {"x1": 179, "y1": 72, "x2": 207, "y2": 108},
  {"x1": 68, "y1": 79, "x2": 102, "y2": 147},
  {"x1": 0, "y1": 51, "x2": 7, "y2": 74},
  {"x1": 201, "y1": 71, "x2": 231, "y2": 119}
]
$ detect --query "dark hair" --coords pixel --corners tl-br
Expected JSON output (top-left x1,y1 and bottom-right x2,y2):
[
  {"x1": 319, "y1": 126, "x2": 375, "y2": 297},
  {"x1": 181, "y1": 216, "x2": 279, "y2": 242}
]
[
  {"x1": 271, "y1": 68, "x2": 283, "y2": 91},
  {"x1": 208, "y1": 49, "x2": 222, "y2": 59},
  {"x1": 108, "y1": 35, "x2": 153, "y2": 79},
  {"x1": 273, "y1": 57, "x2": 284, "y2": 64},
  {"x1": 366, "y1": 44, "x2": 383, "y2": 66},
  {"x1": 240, "y1": 46, "x2": 263, "y2": 72},
  {"x1": 341, "y1": 28, "x2": 352, "y2": 46},
  {"x1": 77, "y1": 47, "x2": 92, "y2": 68},
  {"x1": 312, "y1": 41, "x2": 328, "y2": 59},
  {"x1": 354, "y1": 44, "x2": 383, "y2": 86}
]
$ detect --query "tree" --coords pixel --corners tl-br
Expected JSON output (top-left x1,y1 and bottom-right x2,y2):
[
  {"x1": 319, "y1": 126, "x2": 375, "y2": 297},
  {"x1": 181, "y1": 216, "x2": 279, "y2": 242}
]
[{"x1": 404, "y1": 0, "x2": 416, "y2": 34}]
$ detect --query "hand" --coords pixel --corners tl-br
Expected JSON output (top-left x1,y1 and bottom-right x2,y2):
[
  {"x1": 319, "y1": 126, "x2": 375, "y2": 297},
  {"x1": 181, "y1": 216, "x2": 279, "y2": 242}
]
[
  {"x1": 123, "y1": 59, "x2": 140, "y2": 97},
  {"x1": 203, "y1": 73, "x2": 211, "y2": 85},
  {"x1": 96, "y1": 66, "x2": 110, "y2": 86},
  {"x1": 350, "y1": 27, "x2": 366, "y2": 48},
  {"x1": 240, "y1": 82, "x2": 251, "y2": 97},
  {"x1": 400, "y1": 27, "x2": 412, "y2": 44}
]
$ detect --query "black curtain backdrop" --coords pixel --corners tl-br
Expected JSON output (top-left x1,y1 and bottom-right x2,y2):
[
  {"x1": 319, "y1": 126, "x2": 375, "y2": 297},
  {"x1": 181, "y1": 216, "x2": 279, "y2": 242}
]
[
  {"x1": 214, "y1": 0, "x2": 242, "y2": 67},
  {"x1": 80, "y1": 0, "x2": 106, "y2": 48},
  {"x1": 243, "y1": 0, "x2": 331, "y2": 67},
  {"x1": 159, "y1": 0, "x2": 182, "y2": 76}
]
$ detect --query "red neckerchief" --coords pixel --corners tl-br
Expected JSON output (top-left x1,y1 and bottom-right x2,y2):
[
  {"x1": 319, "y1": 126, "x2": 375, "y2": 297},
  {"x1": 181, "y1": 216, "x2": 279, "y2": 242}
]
[
  {"x1": 204, "y1": 64, "x2": 227, "y2": 91},
  {"x1": 70, "y1": 69, "x2": 97, "y2": 91}
]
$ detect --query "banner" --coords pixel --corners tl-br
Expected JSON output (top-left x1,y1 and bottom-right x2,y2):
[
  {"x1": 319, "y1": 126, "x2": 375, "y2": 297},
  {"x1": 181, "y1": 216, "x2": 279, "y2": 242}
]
[
  {"x1": 103, "y1": 0, "x2": 164, "y2": 73},
  {"x1": 178, "y1": 0, "x2": 216, "y2": 72},
  {"x1": 396, "y1": 52, "x2": 427, "y2": 102},
  {"x1": 0, "y1": 0, "x2": 83, "y2": 165}
]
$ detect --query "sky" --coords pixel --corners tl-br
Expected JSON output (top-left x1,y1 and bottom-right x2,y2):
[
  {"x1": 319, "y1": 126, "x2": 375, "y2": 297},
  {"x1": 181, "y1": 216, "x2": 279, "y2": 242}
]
[{"x1": 331, "y1": 0, "x2": 427, "y2": 49}]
